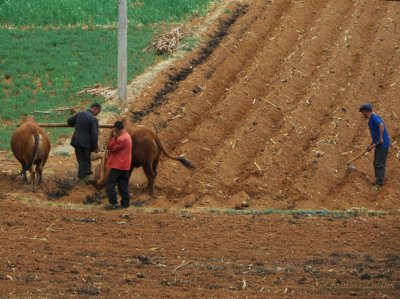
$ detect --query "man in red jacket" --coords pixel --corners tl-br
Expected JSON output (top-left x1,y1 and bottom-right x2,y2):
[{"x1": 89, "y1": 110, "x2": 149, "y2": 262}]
[{"x1": 104, "y1": 121, "x2": 132, "y2": 209}]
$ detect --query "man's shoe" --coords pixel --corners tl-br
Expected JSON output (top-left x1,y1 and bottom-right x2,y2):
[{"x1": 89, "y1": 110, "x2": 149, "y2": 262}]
[
  {"x1": 372, "y1": 184, "x2": 383, "y2": 191},
  {"x1": 374, "y1": 180, "x2": 384, "y2": 187},
  {"x1": 103, "y1": 203, "x2": 120, "y2": 210},
  {"x1": 84, "y1": 175, "x2": 93, "y2": 185}
]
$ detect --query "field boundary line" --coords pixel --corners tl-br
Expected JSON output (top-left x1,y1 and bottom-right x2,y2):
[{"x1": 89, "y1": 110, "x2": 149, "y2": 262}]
[{"x1": 5, "y1": 195, "x2": 400, "y2": 217}]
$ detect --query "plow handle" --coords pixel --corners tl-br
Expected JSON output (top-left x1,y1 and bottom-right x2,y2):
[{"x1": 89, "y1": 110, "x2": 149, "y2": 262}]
[{"x1": 17, "y1": 122, "x2": 114, "y2": 128}]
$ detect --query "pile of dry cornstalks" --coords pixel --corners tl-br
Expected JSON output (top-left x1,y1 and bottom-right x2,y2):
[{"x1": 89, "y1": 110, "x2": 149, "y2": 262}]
[
  {"x1": 77, "y1": 84, "x2": 118, "y2": 101},
  {"x1": 33, "y1": 106, "x2": 84, "y2": 115},
  {"x1": 146, "y1": 26, "x2": 186, "y2": 55}
]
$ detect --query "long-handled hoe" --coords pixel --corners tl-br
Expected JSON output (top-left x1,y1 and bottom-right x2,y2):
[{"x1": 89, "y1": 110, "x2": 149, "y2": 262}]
[{"x1": 346, "y1": 144, "x2": 376, "y2": 172}]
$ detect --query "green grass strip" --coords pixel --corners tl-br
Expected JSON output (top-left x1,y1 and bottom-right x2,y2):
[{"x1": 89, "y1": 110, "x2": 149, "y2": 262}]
[
  {"x1": 212, "y1": 208, "x2": 388, "y2": 218},
  {"x1": 13, "y1": 196, "x2": 394, "y2": 218}
]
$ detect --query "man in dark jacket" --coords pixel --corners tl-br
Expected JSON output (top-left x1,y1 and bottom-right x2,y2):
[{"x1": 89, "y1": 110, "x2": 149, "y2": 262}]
[{"x1": 67, "y1": 103, "x2": 101, "y2": 180}]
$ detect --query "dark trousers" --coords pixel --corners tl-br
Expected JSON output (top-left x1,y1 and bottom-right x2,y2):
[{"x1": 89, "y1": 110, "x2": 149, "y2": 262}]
[
  {"x1": 374, "y1": 145, "x2": 389, "y2": 186},
  {"x1": 74, "y1": 146, "x2": 92, "y2": 179},
  {"x1": 106, "y1": 169, "x2": 130, "y2": 207}
]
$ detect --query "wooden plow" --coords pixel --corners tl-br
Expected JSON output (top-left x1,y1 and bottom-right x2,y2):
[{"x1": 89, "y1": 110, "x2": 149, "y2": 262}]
[{"x1": 17, "y1": 123, "x2": 114, "y2": 128}]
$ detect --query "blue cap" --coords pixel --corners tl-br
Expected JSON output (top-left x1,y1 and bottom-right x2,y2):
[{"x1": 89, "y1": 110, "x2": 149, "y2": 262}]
[{"x1": 359, "y1": 103, "x2": 373, "y2": 112}]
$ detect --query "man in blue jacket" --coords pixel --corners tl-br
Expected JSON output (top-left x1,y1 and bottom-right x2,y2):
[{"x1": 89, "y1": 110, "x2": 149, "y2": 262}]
[
  {"x1": 359, "y1": 103, "x2": 391, "y2": 187},
  {"x1": 68, "y1": 103, "x2": 101, "y2": 181}
]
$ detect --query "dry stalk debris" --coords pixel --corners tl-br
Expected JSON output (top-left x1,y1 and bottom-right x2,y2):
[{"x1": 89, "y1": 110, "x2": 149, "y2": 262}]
[
  {"x1": 146, "y1": 26, "x2": 187, "y2": 55},
  {"x1": 76, "y1": 84, "x2": 118, "y2": 101}
]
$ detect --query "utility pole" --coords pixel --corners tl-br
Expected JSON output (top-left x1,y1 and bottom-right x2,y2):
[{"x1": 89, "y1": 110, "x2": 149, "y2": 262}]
[{"x1": 118, "y1": 0, "x2": 127, "y2": 101}]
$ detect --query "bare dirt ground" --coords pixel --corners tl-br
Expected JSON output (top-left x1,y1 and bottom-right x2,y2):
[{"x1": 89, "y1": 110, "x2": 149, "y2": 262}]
[{"x1": 1, "y1": 0, "x2": 400, "y2": 297}]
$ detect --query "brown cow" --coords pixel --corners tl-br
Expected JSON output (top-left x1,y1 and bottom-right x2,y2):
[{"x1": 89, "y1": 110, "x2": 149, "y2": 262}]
[
  {"x1": 93, "y1": 121, "x2": 196, "y2": 197},
  {"x1": 11, "y1": 116, "x2": 51, "y2": 192}
]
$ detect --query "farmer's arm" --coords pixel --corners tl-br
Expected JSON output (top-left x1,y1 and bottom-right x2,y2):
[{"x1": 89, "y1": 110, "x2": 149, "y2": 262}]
[
  {"x1": 108, "y1": 137, "x2": 126, "y2": 152},
  {"x1": 91, "y1": 118, "x2": 99, "y2": 151},
  {"x1": 378, "y1": 123, "x2": 384, "y2": 144},
  {"x1": 67, "y1": 114, "x2": 77, "y2": 126}
]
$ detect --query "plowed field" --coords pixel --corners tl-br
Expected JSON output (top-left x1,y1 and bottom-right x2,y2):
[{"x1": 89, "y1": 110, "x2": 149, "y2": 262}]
[{"x1": 1, "y1": 0, "x2": 399, "y2": 297}]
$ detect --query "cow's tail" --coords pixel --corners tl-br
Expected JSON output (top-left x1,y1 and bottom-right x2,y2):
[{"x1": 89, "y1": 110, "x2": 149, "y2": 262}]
[
  {"x1": 24, "y1": 132, "x2": 40, "y2": 172},
  {"x1": 155, "y1": 135, "x2": 196, "y2": 170}
]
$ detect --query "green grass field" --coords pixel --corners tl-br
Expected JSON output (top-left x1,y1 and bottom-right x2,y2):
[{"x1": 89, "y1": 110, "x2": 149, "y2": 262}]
[
  {"x1": 0, "y1": 0, "x2": 215, "y2": 149},
  {"x1": 0, "y1": 0, "x2": 211, "y2": 26}
]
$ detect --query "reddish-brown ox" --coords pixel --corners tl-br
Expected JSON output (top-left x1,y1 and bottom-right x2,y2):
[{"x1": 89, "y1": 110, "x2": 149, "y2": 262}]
[
  {"x1": 94, "y1": 122, "x2": 196, "y2": 197},
  {"x1": 11, "y1": 116, "x2": 51, "y2": 192}
]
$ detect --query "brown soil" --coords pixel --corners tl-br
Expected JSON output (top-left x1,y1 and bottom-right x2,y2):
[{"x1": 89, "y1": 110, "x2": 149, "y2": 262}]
[{"x1": 1, "y1": 0, "x2": 400, "y2": 297}]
